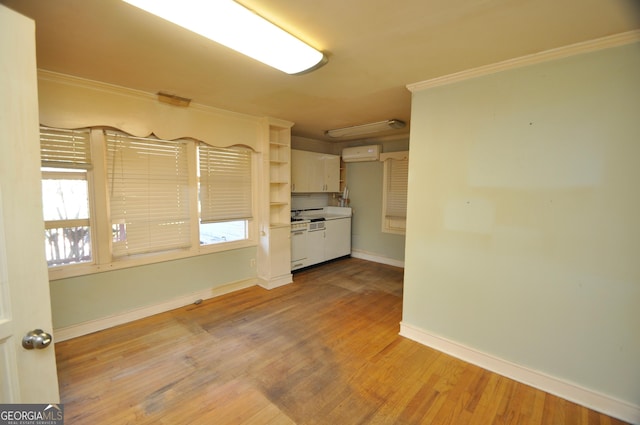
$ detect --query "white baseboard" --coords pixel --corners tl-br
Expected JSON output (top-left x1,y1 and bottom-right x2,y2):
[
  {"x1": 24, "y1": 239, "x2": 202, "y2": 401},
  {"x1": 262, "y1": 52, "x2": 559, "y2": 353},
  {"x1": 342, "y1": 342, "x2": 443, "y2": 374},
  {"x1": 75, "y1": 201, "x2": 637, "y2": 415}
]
[
  {"x1": 350, "y1": 249, "x2": 405, "y2": 268},
  {"x1": 399, "y1": 322, "x2": 640, "y2": 425},
  {"x1": 258, "y1": 273, "x2": 293, "y2": 290},
  {"x1": 54, "y1": 278, "x2": 258, "y2": 342}
]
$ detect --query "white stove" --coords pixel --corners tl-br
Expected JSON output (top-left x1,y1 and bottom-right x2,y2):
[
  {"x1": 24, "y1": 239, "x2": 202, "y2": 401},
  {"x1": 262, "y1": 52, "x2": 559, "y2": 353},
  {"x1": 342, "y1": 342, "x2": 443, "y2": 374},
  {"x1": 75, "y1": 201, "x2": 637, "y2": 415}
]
[
  {"x1": 291, "y1": 221, "x2": 308, "y2": 232},
  {"x1": 290, "y1": 207, "x2": 352, "y2": 271}
]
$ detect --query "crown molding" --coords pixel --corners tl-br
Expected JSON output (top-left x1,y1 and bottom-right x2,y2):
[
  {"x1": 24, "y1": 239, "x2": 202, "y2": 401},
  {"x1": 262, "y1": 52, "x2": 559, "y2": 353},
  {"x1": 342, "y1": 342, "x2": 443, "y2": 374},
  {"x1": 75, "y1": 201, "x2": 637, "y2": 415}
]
[
  {"x1": 36, "y1": 69, "x2": 259, "y2": 122},
  {"x1": 407, "y1": 30, "x2": 640, "y2": 93}
]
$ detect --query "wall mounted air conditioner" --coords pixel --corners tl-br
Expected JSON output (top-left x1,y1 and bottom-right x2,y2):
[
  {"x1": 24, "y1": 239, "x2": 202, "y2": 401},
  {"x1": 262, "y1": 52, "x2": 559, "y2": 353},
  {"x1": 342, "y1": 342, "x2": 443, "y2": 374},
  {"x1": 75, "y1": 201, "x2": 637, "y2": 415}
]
[{"x1": 342, "y1": 145, "x2": 380, "y2": 162}]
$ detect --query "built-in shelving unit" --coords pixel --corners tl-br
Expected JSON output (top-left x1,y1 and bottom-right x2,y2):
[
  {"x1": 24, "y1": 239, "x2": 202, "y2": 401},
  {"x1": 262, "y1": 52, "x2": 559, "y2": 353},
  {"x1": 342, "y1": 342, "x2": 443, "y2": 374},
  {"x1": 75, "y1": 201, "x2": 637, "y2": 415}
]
[
  {"x1": 268, "y1": 133, "x2": 290, "y2": 226},
  {"x1": 339, "y1": 158, "x2": 347, "y2": 193},
  {"x1": 257, "y1": 118, "x2": 293, "y2": 290}
]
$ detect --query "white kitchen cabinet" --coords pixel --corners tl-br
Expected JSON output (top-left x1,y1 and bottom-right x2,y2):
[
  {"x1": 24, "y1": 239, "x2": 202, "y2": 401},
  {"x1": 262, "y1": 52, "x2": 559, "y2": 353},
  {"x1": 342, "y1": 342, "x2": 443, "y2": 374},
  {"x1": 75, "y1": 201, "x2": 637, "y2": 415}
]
[
  {"x1": 294, "y1": 217, "x2": 351, "y2": 270},
  {"x1": 323, "y1": 155, "x2": 340, "y2": 193},
  {"x1": 268, "y1": 225, "x2": 292, "y2": 278},
  {"x1": 290, "y1": 149, "x2": 309, "y2": 193},
  {"x1": 291, "y1": 149, "x2": 340, "y2": 193},
  {"x1": 324, "y1": 218, "x2": 351, "y2": 260}
]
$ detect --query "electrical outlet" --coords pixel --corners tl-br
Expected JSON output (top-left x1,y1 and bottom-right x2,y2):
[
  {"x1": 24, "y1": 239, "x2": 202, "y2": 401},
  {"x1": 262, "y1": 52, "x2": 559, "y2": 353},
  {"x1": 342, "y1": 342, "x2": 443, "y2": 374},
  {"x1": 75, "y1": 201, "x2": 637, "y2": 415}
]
[{"x1": 250, "y1": 258, "x2": 256, "y2": 268}]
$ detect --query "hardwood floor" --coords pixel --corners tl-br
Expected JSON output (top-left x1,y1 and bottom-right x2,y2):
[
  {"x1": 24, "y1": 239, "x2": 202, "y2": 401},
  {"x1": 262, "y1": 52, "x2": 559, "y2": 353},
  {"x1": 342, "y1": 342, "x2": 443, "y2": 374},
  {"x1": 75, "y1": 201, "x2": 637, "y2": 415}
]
[{"x1": 55, "y1": 258, "x2": 628, "y2": 424}]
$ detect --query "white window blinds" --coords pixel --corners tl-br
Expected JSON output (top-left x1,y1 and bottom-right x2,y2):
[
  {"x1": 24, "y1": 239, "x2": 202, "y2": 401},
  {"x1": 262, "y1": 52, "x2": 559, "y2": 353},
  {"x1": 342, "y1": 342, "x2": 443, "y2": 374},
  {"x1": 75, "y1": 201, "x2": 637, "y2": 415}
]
[
  {"x1": 198, "y1": 144, "x2": 253, "y2": 223},
  {"x1": 385, "y1": 157, "x2": 408, "y2": 219},
  {"x1": 40, "y1": 126, "x2": 91, "y2": 169},
  {"x1": 39, "y1": 126, "x2": 93, "y2": 267},
  {"x1": 106, "y1": 131, "x2": 191, "y2": 257}
]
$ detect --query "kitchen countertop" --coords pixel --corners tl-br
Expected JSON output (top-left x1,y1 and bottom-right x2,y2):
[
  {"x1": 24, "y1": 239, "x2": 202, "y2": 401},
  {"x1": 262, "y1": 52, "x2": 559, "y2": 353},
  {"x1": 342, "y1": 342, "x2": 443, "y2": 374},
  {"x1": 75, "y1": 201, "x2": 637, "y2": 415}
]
[
  {"x1": 292, "y1": 207, "x2": 352, "y2": 223},
  {"x1": 323, "y1": 213, "x2": 352, "y2": 220}
]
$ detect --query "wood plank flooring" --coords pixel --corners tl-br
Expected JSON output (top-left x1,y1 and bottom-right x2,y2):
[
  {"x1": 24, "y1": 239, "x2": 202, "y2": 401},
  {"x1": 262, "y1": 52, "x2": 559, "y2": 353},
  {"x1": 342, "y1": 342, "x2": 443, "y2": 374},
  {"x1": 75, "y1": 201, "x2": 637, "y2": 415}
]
[{"x1": 55, "y1": 258, "x2": 629, "y2": 424}]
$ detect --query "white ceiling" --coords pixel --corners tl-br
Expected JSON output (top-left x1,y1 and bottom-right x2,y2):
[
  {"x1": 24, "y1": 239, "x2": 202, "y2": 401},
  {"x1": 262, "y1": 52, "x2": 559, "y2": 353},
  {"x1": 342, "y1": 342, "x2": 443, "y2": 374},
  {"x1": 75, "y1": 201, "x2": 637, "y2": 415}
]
[{"x1": 2, "y1": 0, "x2": 639, "y2": 142}]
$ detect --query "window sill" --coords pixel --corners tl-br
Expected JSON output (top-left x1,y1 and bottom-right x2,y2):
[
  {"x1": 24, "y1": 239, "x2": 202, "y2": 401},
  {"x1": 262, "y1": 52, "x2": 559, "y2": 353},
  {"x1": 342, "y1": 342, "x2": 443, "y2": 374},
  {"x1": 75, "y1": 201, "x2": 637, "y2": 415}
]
[
  {"x1": 48, "y1": 239, "x2": 257, "y2": 281},
  {"x1": 382, "y1": 218, "x2": 406, "y2": 236}
]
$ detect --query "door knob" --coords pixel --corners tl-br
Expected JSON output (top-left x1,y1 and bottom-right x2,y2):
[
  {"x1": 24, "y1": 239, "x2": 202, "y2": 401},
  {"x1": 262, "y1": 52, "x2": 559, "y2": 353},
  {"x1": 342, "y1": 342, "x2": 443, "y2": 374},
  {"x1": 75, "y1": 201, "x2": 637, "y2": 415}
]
[{"x1": 22, "y1": 329, "x2": 53, "y2": 350}]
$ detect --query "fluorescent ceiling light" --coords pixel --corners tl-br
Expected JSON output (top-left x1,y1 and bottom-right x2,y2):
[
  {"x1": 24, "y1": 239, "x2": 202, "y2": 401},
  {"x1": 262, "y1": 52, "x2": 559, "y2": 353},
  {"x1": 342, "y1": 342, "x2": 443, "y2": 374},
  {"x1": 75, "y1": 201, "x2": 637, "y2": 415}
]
[
  {"x1": 123, "y1": 0, "x2": 327, "y2": 75},
  {"x1": 325, "y1": 119, "x2": 406, "y2": 138}
]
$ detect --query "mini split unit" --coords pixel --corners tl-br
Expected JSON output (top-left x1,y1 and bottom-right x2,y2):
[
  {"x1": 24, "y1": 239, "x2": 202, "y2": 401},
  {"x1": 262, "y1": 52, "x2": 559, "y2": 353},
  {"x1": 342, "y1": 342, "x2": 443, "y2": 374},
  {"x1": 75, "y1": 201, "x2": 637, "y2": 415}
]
[{"x1": 341, "y1": 145, "x2": 380, "y2": 162}]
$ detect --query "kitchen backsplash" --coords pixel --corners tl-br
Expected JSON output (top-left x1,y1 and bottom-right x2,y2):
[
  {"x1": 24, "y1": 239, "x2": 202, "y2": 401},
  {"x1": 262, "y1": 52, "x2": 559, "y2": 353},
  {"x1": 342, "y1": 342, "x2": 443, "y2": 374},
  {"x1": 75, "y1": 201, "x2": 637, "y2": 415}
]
[{"x1": 291, "y1": 193, "x2": 333, "y2": 211}]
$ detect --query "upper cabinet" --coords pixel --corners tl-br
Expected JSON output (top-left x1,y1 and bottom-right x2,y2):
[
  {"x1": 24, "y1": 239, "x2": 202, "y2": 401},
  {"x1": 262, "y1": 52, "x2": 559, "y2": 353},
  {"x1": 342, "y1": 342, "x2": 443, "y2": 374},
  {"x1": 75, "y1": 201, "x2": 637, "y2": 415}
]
[
  {"x1": 291, "y1": 149, "x2": 310, "y2": 193},
  {"x1": 322, "y1": 155, "x2": 340, "y2": 192},
  {"x1": 291, "y1": 149, "x2": 340, "y2": 193}
]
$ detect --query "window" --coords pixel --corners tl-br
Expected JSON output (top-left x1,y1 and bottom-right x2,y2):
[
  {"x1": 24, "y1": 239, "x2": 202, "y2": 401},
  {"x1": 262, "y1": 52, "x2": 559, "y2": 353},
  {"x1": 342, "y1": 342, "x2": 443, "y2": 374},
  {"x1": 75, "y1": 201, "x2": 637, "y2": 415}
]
[
  {"x1": 40, "y1": 126, "x2": 255, "y2": 276},
  {"x1": 381, "y1": 151, "x2": 408, "y2": 234},
  {"x1": 106, "y1": 131, "x2": 192, "y2": 257},
  {"x1": 198, "y1": 144, "x2": 252, "y2": 245},
  {"x1": 40, "y1": 127, "x2": 93, "y2": 266}
]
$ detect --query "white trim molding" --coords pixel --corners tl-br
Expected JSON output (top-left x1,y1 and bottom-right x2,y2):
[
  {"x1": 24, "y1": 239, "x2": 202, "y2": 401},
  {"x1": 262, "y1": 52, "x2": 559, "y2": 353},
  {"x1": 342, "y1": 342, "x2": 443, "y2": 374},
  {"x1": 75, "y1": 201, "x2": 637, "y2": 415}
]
[
  {"x1": 37, "y1": 69, "x2": 263, "y2": 151},
  {"x1": 351, "y1": 249, "x2": 405, "y2": 268},
  {"x1": 258, "y1": 273, "x2": 293, "y2": 290},
  {"x1": 54, "y1": 278, "x2": 258, "y2": 342},
  {"x1": 408, "y1": 30, "x2": 640, "y2": 93},
  {"x1": 379, "y1": 151, "x2": 409, "y2": 162},
  {"x1": 399, "y1": 322, "x2": 640, "y2": 424}
]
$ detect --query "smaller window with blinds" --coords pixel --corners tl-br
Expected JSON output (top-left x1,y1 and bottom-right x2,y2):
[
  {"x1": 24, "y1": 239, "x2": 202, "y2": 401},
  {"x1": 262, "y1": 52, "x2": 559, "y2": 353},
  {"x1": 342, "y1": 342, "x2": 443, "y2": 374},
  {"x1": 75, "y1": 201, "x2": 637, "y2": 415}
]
[
  {"x1": 40, "y1": 126, "x2": 93, "y2": 267},
  {"x1": 198, "y1": 143, "x2": 252, "y2": 245},
  {"x1": 381, "y1": 151, "x2": 409, "y2": 235}
]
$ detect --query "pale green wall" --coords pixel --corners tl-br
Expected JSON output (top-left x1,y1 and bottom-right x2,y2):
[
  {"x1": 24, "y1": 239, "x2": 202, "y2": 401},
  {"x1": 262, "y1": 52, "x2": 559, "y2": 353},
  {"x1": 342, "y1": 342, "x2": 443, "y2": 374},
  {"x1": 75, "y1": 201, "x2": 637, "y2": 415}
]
[
  {"x1": 347, "y1": 156, "x2": 406, "y2": 261},
  {"x1": 404, "y1": 42, "x2": 640, "y2": 405},
  {"x1": 291, "y1": 138, "x2": 409, "y2": 263},
  {"x1": 51, "y1": 247, "x2": 256, "y2": 329}
]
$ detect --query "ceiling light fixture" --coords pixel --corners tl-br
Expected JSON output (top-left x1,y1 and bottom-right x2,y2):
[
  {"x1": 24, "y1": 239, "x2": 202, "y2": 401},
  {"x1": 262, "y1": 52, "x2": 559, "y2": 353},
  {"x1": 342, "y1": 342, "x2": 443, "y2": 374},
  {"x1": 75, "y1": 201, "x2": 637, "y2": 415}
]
[
  {"x1": 122, "y1": 0, "x2": 327, "y2": 75},
  {"x1": 325, "y1": 119, "x2": 406, "y2": 138}
]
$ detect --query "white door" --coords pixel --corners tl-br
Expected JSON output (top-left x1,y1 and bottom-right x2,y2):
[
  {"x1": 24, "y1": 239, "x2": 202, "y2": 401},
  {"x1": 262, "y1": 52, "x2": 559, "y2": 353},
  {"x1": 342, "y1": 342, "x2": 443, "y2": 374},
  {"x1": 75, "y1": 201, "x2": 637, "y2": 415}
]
[{"x1": 0, "y1": 5, "x2": 60, "y2": 403}]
